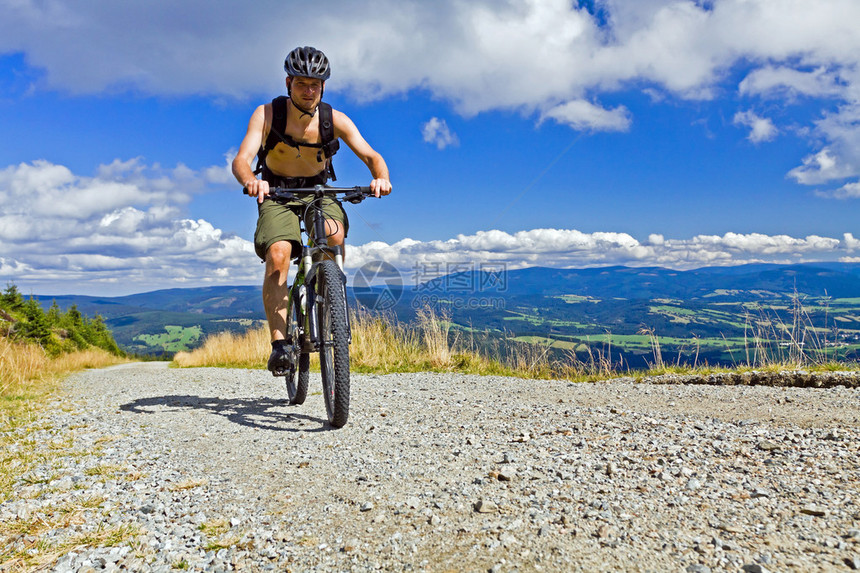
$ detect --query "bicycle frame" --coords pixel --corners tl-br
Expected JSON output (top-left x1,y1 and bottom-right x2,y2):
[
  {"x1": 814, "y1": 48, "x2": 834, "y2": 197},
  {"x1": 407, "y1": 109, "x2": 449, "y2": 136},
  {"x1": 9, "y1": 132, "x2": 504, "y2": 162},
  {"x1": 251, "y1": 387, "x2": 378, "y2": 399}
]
[{"x1": 254, "y1": 185, "x2": 372, "y2": 350}]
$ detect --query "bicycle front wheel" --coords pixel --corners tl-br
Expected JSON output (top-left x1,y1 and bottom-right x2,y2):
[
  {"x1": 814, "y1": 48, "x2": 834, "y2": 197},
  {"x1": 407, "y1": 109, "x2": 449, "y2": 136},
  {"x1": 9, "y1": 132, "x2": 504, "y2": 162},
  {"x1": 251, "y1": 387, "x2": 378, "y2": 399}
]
[{"x1": 316, "y1": 259, "x2": 350, "y2": 428}]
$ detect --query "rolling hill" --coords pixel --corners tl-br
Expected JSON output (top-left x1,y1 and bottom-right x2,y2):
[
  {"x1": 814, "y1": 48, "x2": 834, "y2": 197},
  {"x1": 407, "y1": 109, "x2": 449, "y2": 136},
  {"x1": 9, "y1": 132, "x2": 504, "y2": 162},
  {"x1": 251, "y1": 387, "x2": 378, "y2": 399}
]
[{"x1": 33, "y1": 262, "x2": 860, "y2": 362}]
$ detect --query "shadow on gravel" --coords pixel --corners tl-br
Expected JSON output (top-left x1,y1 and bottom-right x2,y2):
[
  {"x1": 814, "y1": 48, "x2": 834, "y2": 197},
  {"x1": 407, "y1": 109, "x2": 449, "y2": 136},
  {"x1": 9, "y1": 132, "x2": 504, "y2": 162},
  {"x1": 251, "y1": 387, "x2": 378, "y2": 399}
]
[{"x1": 119, "y1": 395, "x2": 332, "y2": 432}]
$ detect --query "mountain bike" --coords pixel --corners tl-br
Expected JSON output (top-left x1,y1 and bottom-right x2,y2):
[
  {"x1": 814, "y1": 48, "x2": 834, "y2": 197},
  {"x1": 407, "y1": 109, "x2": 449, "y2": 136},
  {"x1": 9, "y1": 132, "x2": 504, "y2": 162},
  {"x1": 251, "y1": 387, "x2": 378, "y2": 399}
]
[{"x1": 246, "y1": 184, "x2": 374, "y2": 428}]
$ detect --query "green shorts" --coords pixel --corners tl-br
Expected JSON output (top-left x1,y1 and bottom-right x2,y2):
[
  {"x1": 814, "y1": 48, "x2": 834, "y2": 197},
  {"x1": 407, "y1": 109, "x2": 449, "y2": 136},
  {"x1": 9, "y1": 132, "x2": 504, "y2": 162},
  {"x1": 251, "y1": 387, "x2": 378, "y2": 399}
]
[{"x1": 254, "y1": 197, "x2": 349, "y2": 261}]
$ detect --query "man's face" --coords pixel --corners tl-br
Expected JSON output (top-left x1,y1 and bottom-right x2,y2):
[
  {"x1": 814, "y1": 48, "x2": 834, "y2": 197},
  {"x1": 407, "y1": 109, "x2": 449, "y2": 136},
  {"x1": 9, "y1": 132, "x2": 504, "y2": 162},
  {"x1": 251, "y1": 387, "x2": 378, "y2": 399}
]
[{"x1": 288, "y1": 76, "x2": 323, "y2": 107}]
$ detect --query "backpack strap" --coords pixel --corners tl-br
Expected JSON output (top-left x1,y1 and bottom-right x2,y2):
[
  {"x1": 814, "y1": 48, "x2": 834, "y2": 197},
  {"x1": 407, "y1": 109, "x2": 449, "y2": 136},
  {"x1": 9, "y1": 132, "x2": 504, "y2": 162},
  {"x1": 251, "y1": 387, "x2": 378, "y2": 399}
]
[
  {"x1": 318, "y1": 102, "x2": 340, "y2": 182},
  {"x1": 254, "y1": 96, "x2": 290, "y2": 176}
]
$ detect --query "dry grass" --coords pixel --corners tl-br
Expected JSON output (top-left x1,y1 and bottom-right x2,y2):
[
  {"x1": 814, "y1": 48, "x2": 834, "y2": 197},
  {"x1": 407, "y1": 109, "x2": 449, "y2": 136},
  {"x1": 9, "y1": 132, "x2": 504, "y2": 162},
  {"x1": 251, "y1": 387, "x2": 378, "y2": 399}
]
[
  {"x1": 173, "y1": 305, "x2": 559, "y2": 379},
  {"x1": 737, "y1": 292, "x2": 841, "y2": 369},
  {"x1": 1, "y1": 439, "x2": 142, "y2": 569},
  {"x1": 1, "y1": 338, "x2": 127, "y2": 431},
  {"x1": 1, "y1": 338, "x2": 129, "y2": 570},
  {"x1": 352, "y1": 306, "x2": 509, "y2": 374},
  {"x1": 173, "y1": 326, "x2": 270, "y2": 368},
  {"x1": 171, "y1": 297, "x2": 859, "y2": 382},
  {"x1": 169, "y1": 478, "x2": 209, "y2": 491},
  {"x1": 349, "y1": 309, "x2": 424, "y2": 371},
  {"x1": 1, "y1": 513, "x2": 140, "y2": 571}
]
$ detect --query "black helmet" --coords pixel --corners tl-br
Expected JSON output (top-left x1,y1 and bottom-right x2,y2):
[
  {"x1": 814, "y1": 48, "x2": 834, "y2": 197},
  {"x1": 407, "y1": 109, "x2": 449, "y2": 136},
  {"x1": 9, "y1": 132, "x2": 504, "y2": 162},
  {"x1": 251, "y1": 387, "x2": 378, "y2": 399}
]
[{"x1": 284, "y1": 46, "x2": 331, "y2": 81}]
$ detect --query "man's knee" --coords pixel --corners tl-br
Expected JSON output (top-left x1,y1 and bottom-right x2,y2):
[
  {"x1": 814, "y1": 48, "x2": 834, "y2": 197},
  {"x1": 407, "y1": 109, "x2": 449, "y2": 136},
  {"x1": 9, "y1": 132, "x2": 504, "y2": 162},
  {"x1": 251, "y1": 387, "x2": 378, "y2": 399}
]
[
  {"x1": 265, "y1": 241, "x2": 292, "y2": 275},
  {"x1": 325, "y1": 219, "x2": 346, "y2": 245}
]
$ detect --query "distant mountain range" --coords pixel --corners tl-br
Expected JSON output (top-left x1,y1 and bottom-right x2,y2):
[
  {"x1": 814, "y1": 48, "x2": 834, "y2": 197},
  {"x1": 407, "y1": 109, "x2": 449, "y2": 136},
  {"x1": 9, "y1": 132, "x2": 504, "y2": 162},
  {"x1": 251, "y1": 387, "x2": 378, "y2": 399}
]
[
  {"x1": 35, "y1": 286, "x2": 263, "y2": 356},
  {"x1": 34, "y1": 262, "x2": 860, "y2": 357},
  {"x1": 426, "y1": 262, "x2": 860, "y2": 299},
  {"x1": 38, "y1": 286, "x2": 262, "y2": 320}
]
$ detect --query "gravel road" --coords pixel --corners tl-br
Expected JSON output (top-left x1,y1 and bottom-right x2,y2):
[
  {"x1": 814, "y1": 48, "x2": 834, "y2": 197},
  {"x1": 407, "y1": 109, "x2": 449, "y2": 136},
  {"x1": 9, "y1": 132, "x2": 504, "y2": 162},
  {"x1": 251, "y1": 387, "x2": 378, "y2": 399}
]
[{"x1": 3, "y1": 363, "x2": 860, "y2": 572}]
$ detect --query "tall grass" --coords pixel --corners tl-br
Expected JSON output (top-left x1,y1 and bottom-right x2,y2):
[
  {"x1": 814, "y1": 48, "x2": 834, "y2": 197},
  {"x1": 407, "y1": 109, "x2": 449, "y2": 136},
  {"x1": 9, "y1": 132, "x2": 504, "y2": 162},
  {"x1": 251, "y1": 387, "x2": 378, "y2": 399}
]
[
  {"x1": 173, "y1": 305, "x2": 620, "y2": 381},
  {"x1": 173, "y1": 326, "x2": 270, "y2": 368},
  {"x1": 2, "y1": 338, "x2": 127, "y2": 515},
  {"x1": 349, "y1": 309, "x2": 424, "y2": 371},
  {"x1": 1, "y1": 337, "x2": 126, "y2": 430},
  {"x1": 175, "y1": 305, "x2": 509, "y2": 375},
  {"x1": 730, "y1": 291, "x2": 847, "y2": 370},
  {"x1": 173, "y1": 293, "x2": 857, "y2": 380},
  {"x1": 630, "y1": 292, "x2": 856, "y2": 374}
]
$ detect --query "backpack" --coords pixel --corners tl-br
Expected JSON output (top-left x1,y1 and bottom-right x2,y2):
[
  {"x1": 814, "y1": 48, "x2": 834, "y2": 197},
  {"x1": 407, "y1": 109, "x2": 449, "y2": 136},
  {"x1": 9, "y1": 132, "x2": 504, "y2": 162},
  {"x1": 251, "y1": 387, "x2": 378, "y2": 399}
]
[{"x1": 255, "y1": 96, "x2": 340, "y2": 182}]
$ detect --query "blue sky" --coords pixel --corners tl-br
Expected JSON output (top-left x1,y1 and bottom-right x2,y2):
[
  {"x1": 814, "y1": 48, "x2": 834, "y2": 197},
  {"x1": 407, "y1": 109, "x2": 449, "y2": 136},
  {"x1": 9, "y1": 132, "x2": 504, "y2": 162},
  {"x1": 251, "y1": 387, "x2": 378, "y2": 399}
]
[{"x1": 1, "y1": 0, "x2": 859, "y2": 296}]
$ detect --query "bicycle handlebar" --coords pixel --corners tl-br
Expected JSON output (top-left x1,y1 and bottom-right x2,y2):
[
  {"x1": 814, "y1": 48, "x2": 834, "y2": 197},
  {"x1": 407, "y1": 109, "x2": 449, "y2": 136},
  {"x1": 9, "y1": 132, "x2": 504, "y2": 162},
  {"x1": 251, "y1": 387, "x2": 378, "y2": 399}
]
[{"x1": 242, "y1": 184, "x2": 374, "y2": 204}]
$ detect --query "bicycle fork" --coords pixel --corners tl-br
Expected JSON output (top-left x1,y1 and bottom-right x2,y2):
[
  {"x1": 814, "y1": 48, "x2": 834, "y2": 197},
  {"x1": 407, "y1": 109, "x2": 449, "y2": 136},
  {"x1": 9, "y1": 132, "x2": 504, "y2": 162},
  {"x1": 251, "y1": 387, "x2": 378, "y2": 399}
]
[{"x1": 293, "y1": 247, "x2": 350, "y2": 350}]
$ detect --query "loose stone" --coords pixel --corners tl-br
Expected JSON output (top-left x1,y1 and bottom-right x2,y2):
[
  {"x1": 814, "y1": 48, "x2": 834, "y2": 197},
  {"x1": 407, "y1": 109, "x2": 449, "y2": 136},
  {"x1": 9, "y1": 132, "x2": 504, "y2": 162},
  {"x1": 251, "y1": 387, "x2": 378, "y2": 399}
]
[{"x1": 474, "y1": 499, "x2": 498, "y2": 513}]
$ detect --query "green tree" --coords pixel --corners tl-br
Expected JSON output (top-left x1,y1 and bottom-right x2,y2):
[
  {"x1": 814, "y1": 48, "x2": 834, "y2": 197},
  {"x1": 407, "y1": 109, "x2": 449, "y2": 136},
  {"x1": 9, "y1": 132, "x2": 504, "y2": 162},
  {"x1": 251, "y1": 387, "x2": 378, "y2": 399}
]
[
  {"x1": 88, "y1": 314, "x2": 122, "y2": 355},
  {"x1": 57, "y1": 304, "x2": 87, "y2": 350},
  {"x1": 1, "y1": 283, "x2": 24, "y2": 312},
  {"x1": 1, "y1": 283, "x2": 124, "y2": 357},
  {"x1": 46, "y1": 300, "x2": 62, "y2": 326},
  {"x1": 64, "y1": 304, "x2": 84, "y2": 329},
  {"x1": 19, "y1": 298, "x2": 52, "y2": 347}
]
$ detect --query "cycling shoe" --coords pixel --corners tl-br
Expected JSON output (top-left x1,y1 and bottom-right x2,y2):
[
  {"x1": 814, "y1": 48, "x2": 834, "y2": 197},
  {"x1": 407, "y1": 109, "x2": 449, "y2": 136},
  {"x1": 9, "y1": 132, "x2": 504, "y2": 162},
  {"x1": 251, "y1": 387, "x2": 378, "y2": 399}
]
[{"x1": 267, "y1": 342, "x2": 293, "y2": 376}]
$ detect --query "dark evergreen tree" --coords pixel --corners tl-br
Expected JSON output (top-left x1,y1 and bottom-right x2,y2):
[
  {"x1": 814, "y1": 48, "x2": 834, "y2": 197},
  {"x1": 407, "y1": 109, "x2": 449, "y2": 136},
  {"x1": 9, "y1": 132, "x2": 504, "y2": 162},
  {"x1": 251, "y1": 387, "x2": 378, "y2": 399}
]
[
  {"x1": 19, "y1": 298, "x2": 52, "y2": 347},
  {"x1": 1, "y1": 284, "x2": 124, "y2": 357},
  {"x1": 1, "y1": 283, "x2": 24, "y2": 311},
  {"x1": 64, "y1": 305, "x2": 84, "y2": 329},
  {"x1": 46, "y1": 300, "x2": 62, "y2": 326}
]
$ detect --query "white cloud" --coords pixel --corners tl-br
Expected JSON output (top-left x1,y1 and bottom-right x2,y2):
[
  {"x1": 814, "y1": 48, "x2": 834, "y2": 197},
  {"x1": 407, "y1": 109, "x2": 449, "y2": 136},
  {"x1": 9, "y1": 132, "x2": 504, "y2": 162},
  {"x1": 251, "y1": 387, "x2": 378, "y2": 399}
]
[
  {"x1": 788, "y1": 148, "x2": 854, "y2": 185},
  {"x1": 739, "y1": 66, "x2": 846, "y2": 99},
  {"x1": 814, "y1": 181, "x2": 860, "y2": 200},
  {"x1": 542, "y1": 100, "x2": 632, "y2": 132},
  {"x1": 421, "y1": 118, "x2": 459, "y2": 150},
  {"x1": 2, "y1": 1, "x2": 859, "y2": 141},
  {"x1": 345, "y1": 229, "x2": 856, "y2": 279},
  {"x1": 800, "y1": 103, "x2": 860, "y2": 184},
  {"x1": 204, "y1": 149, "x2": 239, "y2": 185},
  {"x1": 3, "y1": 0, "x2": 860, "y2": 297},
  {"x1": 0, "y1": 159, "x2": 258, "y2": 294},
  {"x1": 2, "y1": 158, "x2": 856, "y2": 294},
  {"x1": 733, "y1": 110, "x2": 777, "y2": 143}
]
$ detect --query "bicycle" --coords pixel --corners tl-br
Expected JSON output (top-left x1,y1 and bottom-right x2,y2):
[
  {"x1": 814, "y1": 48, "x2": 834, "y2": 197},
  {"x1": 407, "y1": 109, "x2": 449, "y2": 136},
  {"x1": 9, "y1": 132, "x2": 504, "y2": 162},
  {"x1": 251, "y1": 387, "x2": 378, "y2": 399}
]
[{"x1": 245, "y1": 184, "x2": 374, "y2": 428}]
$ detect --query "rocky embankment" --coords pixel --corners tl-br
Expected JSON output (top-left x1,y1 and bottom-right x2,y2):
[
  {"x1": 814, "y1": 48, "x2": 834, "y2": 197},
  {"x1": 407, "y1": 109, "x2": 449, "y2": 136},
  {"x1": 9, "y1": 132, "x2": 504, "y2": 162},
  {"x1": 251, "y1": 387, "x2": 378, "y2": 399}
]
[{"x1": 2, "y1": 363, "x2": 859, "y2": 572}]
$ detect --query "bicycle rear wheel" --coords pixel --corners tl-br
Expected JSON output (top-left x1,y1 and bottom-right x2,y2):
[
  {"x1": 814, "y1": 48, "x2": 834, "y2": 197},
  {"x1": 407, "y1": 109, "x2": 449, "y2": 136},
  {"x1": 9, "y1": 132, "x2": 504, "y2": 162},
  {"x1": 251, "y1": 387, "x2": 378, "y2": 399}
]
[
  {"x1": 286, "y1": 352, "x2": 310, "y2": 405},
  {"x1": 316, "y1": 259, "x2": 350, "y2": 428},
  {"x1": 285, "y1": 298, "x2": 309, "y2": 405}
]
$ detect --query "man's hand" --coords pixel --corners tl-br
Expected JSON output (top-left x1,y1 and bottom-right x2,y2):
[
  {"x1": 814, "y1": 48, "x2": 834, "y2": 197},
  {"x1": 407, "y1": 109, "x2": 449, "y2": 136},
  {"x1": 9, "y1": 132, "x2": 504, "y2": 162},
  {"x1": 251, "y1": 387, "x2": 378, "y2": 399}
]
[
  {"x1": 244, "y1": 178, "x2": 270, "y2": 204},
  {"x1": 370, "y1": 178, "x2": 392, "y2": 198}
]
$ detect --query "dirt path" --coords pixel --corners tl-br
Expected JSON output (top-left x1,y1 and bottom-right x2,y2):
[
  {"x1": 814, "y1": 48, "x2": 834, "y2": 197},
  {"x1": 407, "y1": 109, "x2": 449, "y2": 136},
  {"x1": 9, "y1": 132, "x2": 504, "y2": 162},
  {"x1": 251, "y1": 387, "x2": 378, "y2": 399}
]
[{"x1": 2, "y1": 363, "x2": 859, "y2": 572}]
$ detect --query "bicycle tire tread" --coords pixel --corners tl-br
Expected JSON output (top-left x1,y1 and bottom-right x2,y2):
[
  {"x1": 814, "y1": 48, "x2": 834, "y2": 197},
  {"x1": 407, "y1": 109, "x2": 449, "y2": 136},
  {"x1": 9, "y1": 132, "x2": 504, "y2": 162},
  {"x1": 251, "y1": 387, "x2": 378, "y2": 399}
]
[{"x1": 318, "y1": 260, "x2": 350, "y2": 427}]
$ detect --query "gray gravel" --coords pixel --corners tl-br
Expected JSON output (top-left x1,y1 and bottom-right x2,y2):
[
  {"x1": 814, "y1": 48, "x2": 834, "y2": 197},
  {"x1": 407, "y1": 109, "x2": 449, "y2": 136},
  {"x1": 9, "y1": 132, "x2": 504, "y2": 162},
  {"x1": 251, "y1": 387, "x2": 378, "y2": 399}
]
[{"x1": 2, "y1": 362, "x2": 860, "y2": 572}]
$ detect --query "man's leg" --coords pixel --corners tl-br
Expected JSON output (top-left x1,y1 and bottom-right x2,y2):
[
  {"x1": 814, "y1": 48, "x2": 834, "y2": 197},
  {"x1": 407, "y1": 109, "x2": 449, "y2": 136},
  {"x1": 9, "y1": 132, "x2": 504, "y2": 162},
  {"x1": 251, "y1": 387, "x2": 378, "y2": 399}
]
[
  {"x1": 312, "y1": 198, "x2": 348, "y2": 260},
  {"x1": 263, "y1": 241, "x2": 292, "y2": 373},
  {"x1": 322, "y1": 218, "x2": 345, "y2": 261},
  {"x1": 263, "y1": 240, "x2": 292, "y2": 340}
]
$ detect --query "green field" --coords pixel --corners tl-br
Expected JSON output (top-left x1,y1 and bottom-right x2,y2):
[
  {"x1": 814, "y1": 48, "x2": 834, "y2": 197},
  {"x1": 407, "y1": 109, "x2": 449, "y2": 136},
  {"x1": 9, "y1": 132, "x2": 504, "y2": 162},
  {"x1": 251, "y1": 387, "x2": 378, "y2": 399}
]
[
  {"x1": 502, "y1": 310, "x2": 595, "y2": 329},
  {"x1": 476, "y1": 291, "x2": 860, "y2": 368},
  {"x1": 134, "y1": 325, "x2": 202, "y2": 353},
  {"x1": 555, "y1": 295, "x2": 600, "y2": 304}
]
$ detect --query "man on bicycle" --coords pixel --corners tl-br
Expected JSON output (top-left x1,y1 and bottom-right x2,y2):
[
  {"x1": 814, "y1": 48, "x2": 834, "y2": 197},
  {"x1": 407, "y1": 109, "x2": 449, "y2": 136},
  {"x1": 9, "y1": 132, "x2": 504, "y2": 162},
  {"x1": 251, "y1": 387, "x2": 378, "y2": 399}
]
[{"x1": 232, "y1": 46, "x2": 392, "y2": 374}]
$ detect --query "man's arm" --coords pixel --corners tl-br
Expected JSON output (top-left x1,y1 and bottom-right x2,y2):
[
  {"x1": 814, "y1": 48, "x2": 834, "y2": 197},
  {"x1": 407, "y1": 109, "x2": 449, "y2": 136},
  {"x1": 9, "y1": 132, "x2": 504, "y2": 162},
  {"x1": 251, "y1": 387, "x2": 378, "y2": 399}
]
[
  {"x1": 232, "y1": 104, "x2": 269, "y2": 203},
  {"x1": 333, "y1": 110, "x2": 392, "y2": 197}
]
